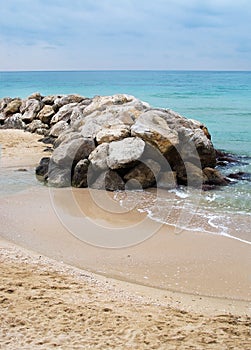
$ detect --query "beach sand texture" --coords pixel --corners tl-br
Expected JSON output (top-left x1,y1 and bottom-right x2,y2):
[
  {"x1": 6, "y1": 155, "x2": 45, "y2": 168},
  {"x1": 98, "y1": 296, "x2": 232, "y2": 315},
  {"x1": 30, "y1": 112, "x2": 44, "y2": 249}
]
[
  {"x1": 0, "y1": 130, "x2": 250, "y2": 349},
  {"x1": 0, "y1": 241, "x2": 250, "y2": 350}
]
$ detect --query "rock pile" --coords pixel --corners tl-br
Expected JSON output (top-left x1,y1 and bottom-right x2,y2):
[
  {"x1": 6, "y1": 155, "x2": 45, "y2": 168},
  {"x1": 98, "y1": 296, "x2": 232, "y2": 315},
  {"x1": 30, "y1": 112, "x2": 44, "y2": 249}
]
[{"x1": 0, "y1": 92, "x2": 228, "y2": 190}]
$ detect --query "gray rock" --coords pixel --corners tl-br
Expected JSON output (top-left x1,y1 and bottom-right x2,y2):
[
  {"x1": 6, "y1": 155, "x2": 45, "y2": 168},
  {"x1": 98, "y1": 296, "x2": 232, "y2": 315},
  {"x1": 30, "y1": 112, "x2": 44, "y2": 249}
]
[
  {"x1": 4, "y1": 99, "x2": 22, "y2": 115},
  {"x1": 157, "y1": 171, "x2": 177, "y2": 190},
  {"x1": 88, "y1": 143, "x2": 109, "y2": 170},
  {"x1": 176, "y1": 161, "x2": 206, "y2": 187},
  {"x1": 20, "y1": 99, "x2": 43, "y2": 122},
  {"x1": 49, "y1": 121, "x2": 69, "y2": 137},
  {"x1": 54, "y1": 130, "x2": 81, "y2": 148},
  {"x1": 42, "y1": 95, "x2": 61, "y2": 105},
  {"x1": 96, "y1": 124, "x2": 130, "y2": 144},
  {"x1": 51, "y1": 137, "x2": 95, "y2": 168},
  {"x1": 48, "y1": 165, "x2": 71, "y2": 187},
  {"x1": 70, "y1": 106, "x2": 84, "y2": 125},
  {"x1": 50, "y1": 103, "x2": 77, "y2": 124},
  {"x1": 124, "y1": 159, "x2": 161, "y2": 189},
  {"x1": 54, "y1": 94, "x2": 84, "y2": 108},
  {"x1": 131, "y1": 111, "x2": 179, "y2": 154},
  {"x1": 178, "y1": 127, "x2": 216, "y2": 168},
  {"x1": 4, "y1": 114, "x2": 26, "y2": 129},
  {"x1": 26, "y1": 120, "x2": 48, "y2": 133},
  {"x1": 37, "y1": 105, "x2": 55, "y2": 124},
  {"x1": 0, "y1": 112, "x2": 6, "y2": 123},
  {"x1": 107, "y1": 137, "x2": 145, "y2": 169},
  {"x1": 0, "y1": 97, "x2": 12, "y2": 112},
  {"x1": 35, "y1": 157, "x2": 50, "y2": 180},
  {"x1": 72, "y1": 159, "x2": 90, "y2": 188},
  {"x1": 28, "y1": 92, "x2": 43, "y2": 101},
  {"x1": 91, "y1": 170, "x2": 125, "y2": 191}
]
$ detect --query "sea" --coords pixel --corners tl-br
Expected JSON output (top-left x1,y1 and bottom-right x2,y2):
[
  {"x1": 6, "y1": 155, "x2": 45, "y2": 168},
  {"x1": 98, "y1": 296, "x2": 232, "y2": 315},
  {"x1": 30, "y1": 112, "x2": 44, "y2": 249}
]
[{"x1": 0, "y1": 70, "x2": 250, "y2": 244}]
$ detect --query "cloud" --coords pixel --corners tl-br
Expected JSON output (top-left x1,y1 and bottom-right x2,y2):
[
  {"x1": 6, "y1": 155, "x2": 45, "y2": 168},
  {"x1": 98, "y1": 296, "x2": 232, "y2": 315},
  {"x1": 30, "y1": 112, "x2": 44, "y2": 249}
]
[{"x1": 0, "y1": 0, "x2": 251, "y2": 70}]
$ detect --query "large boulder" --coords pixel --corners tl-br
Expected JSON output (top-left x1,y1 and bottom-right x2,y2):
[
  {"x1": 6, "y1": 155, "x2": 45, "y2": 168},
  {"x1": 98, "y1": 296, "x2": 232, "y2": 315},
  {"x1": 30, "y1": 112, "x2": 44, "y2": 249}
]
[
  {"x1": 107, "y1": 137, "x2": 145, "y2": 170},
  {"x1": 4, "y1": 98, "x2": 22, "y2": 115},
  {"x1": 124, "y1": 159, "x2": 161, "y2": 189},
  {"x1": 96, "y1": 125, "x2": 130, "y2": 144},
  {"x1": 91, "y1": 170, "x2": 125, "y2": 191},
  {"x1": 72, "y1": 159, "x2": 90, "y2": 188},
  {"x1": 88, "y1": 143, "x2": 109, "y2": 170},
  {"x1": 50, "y1": 103, "x2": 77, "y2": 124},
  {"x1": 51, "y1": 137, "x2": 95, "y2": 168},
  {"x1": 54, "y1": 94, "x2": 85, "y2": 108},
  {"x1": 176, "y1": 161, "x2": 206, "y2": 187},
  {"x1": 4, "y1": 114, "x2": 26, "y2": 129},
  {"x1": 49, "y1": 121, "x2": 69, "y2": 137},
  {"x1": 35, "y1": 157, "x2": 50, "y2": 180},
  {"x1": 157, "y1": 171, "x2": 177, "y2": 190},
  {"x1": 37, "y1": 105, "x2": 55, "y2": 124},
  {"x1": 131, "y1": 111, "x2": 179, "y2": 154},
  {"x1": 20, "y1": 99, "x2": 43, "y2": 122},
  {"x1": 26, "y1": 119, "x2": 48, "y2": 134}
]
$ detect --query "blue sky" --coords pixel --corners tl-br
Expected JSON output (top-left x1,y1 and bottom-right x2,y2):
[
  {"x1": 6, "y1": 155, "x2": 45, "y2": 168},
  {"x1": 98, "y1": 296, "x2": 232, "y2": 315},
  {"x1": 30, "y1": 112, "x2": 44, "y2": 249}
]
[{"x1": 1, "y1": 0, "x2": 251, "y2": 70}]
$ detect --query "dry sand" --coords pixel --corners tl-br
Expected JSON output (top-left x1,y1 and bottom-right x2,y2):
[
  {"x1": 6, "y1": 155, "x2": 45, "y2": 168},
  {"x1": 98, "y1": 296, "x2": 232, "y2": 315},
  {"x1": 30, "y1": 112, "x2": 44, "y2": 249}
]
[
  {"x1": 1, "y1": 239, "x2": 250, "y2": 350},
  {"x1": 0, "y1": 129, "x2": 251, "y2": 349}
]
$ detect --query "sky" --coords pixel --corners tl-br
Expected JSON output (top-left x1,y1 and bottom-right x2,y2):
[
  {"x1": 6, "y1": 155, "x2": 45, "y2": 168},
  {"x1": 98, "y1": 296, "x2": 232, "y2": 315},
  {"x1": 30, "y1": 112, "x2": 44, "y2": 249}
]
[{"x1": 0, "y1": 0, "x2": 251, "y2": 71}]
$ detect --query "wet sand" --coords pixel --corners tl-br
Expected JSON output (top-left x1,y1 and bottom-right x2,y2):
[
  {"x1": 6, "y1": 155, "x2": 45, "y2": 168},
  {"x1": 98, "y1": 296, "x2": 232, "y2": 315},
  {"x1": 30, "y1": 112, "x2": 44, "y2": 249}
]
[{"x1": 0, "y1": 129, "x2": 251, "y2": 349}]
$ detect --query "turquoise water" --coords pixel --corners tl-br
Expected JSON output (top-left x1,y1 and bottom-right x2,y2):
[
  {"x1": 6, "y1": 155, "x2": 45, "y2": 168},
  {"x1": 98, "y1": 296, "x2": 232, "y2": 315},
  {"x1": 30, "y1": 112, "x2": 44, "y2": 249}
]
[
  {"x1": 0, "y1": 70, "x2": 250, "y2": 243},
  {"x1": 1, "y1": 70, "x2": 251, "y2": 155}
]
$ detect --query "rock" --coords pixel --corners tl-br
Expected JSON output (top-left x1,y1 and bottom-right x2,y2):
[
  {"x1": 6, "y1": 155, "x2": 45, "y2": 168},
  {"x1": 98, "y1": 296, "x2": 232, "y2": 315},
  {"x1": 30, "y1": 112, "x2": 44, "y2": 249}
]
[
  {"x1": 88, "y1": 143, "x2": 109, "y2": 170},
  {"x1": 96, "y1": 125, "x2": 130, "y2": 144},
  {"x1": 91, "y1": 170, "x2": 125, "y2": 191},
  {"x1": 42, "y1": 95, "x2": 61, "y2": 105},
  {"x1": 176, "y1": 161, "x2": 205, "y2": 187},
  {"x1": 0, "y1": 113, "x2": 6, "y2": 123},
  {"x1": 38, "y1": 136, "x2": 55, "y2": 145},
  {"x1": 50, "y1": 103, "x2": 77, "y2": 124},
  {"x1": 4, "y1": 114, "x2": 26, "y2": 129},
  {"x1": 157, "y1": 171, "x2": 177, "y2": 190},
  {"x1": 0, "y1": 97, "x2": 12, "y2": 112},
  {"x1": 35, "y1": 157, "x2": 50, "y2": 180},
  {"x1": 227, "y1": 171, "x2": 251, "y2": 181},
  {"x1": 37, "y1": 105, "x2": 55, "y2": 124},
  {"x1": 70, "y1": 106, "x2": 84, "y2": 125},
  {"x1": 48, "y1": 165, "x2": 71, "y2": 187},
  {"x1": 28, "y1": 92, "x2": 43, "y2": 101},
  {"x1": 49, "y1": 121, "x2": 69, "y2": 137},
  {"x1": 178, "y1": 127, "x2": 216, "y2": 168},
  {"x1": 54, "y1": 130, "x2": 81, "y2": 148},
  {"x1": 54, "y1": 94, "x2": 84, "y2": 108},
  {"x1": 203, "y1": 167, "x2": 228, "y2": 186},
  {"x1": 26, "y1": 120, "x2": 48, "y2": 133},
  {"x1": 51, "y1": 137, "x2": 95, "y2": 168},
  {"x1": 107, "y1": 137, "x2": 145, "y2": 170},
  {"x1": 131, "y1": 111, "x2": 179, "y2": 154},
  {"x1": 72, "y1": 159, "x2": 90, "y2": 188},
  {"x1": 82, "y1": 94, "x2": 136, "y2": 117},
  {"x1": 20, "y1": 99, "x2": 43, "y2": 122},
  {"x1": 124, "y1": 159, "x2": 161, "y2": 189},
  {"x1": 4, "y1": 99, "x2": 22, "y2": 115}
]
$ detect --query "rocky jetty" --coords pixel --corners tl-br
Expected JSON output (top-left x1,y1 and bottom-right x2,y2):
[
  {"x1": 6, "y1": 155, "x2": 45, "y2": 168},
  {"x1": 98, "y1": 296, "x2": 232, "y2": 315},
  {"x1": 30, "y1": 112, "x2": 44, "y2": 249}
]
[{"x1": 0, "y1": 92, "x2": 228, "y2": 190}]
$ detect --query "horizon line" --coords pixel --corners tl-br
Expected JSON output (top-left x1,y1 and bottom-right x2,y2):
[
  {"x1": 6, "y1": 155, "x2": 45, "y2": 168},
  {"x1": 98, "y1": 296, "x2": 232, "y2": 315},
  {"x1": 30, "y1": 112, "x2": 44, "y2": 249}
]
[{"x1": 1, "y1": 69, "x2": 251, "y2": 73}]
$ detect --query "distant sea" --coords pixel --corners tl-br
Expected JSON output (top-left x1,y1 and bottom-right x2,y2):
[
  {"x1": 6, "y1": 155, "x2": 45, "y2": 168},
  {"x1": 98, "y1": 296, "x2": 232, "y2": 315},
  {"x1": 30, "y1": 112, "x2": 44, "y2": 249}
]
[{"x1": 0, "y1": 70, "x2": 250, "y2": 243}]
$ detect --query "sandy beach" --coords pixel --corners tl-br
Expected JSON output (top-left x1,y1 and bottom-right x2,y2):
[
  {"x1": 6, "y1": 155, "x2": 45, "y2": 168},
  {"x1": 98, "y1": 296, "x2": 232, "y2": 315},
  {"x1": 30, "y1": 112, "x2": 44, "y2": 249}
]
[{"x1": 0, "y1": 130, "x2": 251, "y2": 349}]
